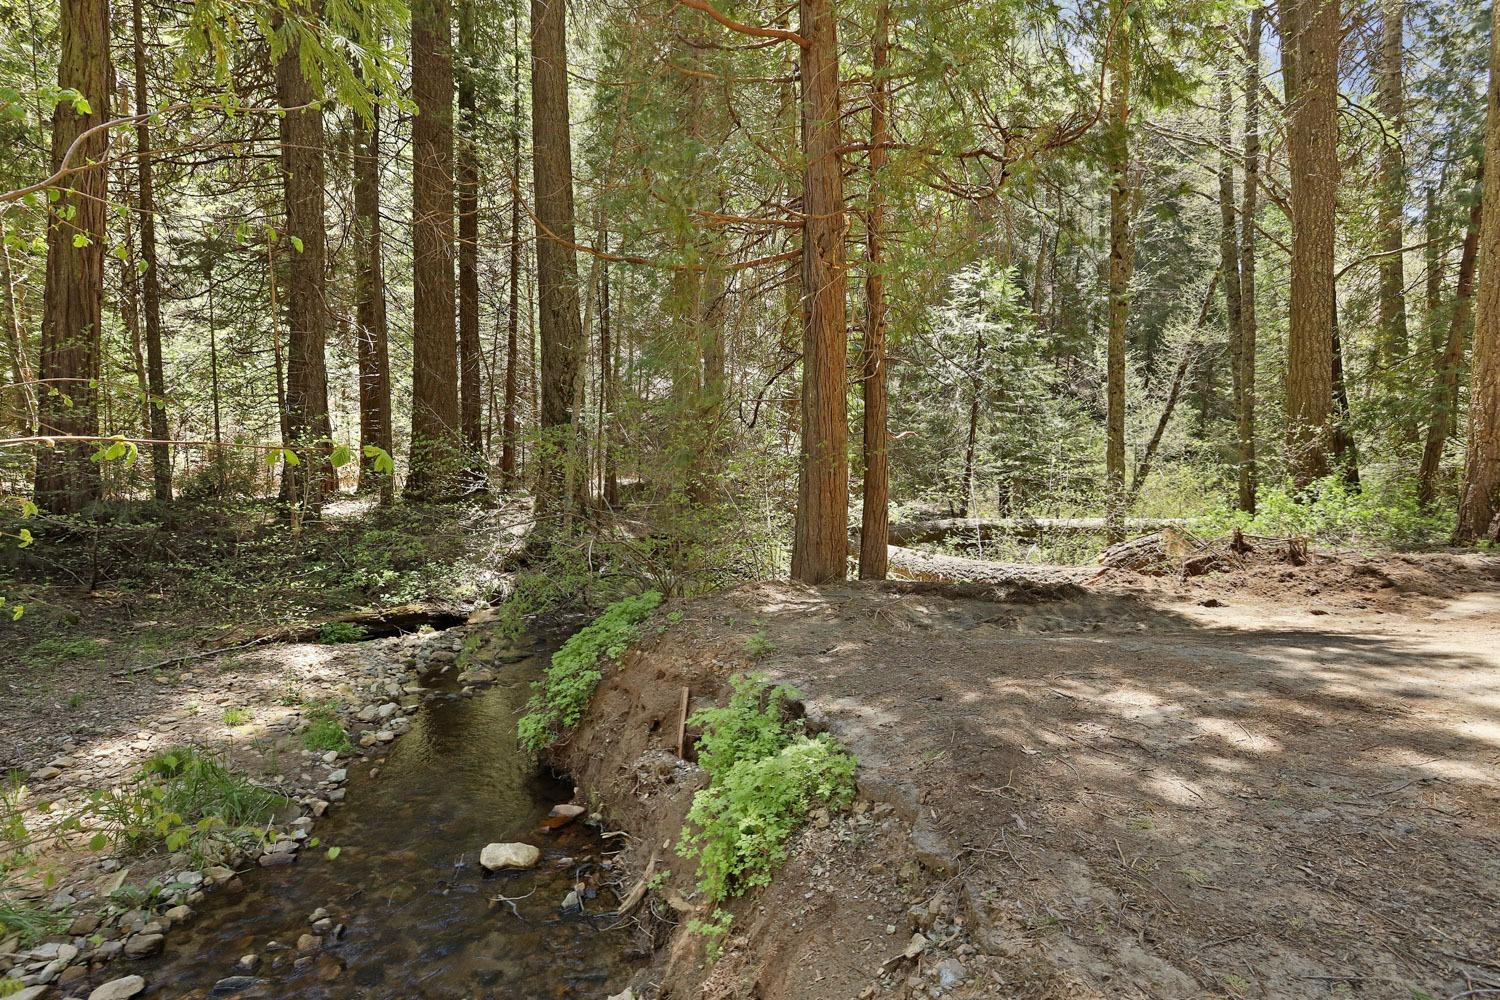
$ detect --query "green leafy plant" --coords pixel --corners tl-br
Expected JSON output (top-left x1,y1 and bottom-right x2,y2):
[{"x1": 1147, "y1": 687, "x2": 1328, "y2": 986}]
[
  {"x1": 679, "y1": 676, "x2": 856, "y2": 953},
  {"x1": 222, "y1": 706, "x2": 250, "y2": 726},
  {"x1": 0, "y1": 887, "x2": 67, "y2": 947},
  {"x1": 742, "y1": 632, "x2": 776, "y2": 659},
  {"x1": 25, "y1": 637, "x2": 106, "y2": 665},
  {"x1": 302, "y1": 718, "x2": 351, "y2": 753},
  {"x1": 79, "y1": 747, "x2": 285, "y2": 863},
  {"x1": 517, "y1": 590, "x2": 664, "y2": 751},
  {"x1": 317, "y1": 621, "x2": 369, "y2": 644}
]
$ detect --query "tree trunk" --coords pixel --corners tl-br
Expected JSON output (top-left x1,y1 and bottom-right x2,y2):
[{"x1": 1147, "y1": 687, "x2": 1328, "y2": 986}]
[
  {"x1": 354, "y1": 100, "x2": 394, "y2": 505},
  {"x1": 1128, "y1": 274, "x2": 1218, "y2": 508},
  {"x1": 1219, "y1": 58, "x2": 1244, "y2": 493},
  {"x1": 600, "y1": 248, "x2": 619, "y2": 508},
  {"x1": 35, "y1": 0, "x2": 109, "y2": 515},
  {"x1": 1424, "y1": 185, "x2": 1446, "y2": 357},
  {"x1": 1331, "y1": 289, "x2": 1360, "y2": 488},
  {"x1": 1374, "y1": 0, "x2": 1410, "y2": 371},
  {"x1": 1238, "y1": 6, "x2": 1262, "y2": 514},
  {"x1": 958, "y1": 327, "x2": 984, "y2": 518},
  {"x1": 131, "y1": 0, "x2": 170, "y2": 502},
  {"x1": 457, "y1": 0, "x2": 484, "y2": 462},
  {"x1": 1278, "y1": 0, "x2": 1338, "y2": 487},
  {"x1": 1418, "y1": 188, "x2": 1480, "y2": 507},
  {"x1": 789, "y1": 0, "x2": 849, "y2": 584},
  {"x1": 1457, "y1": 3, "x2": 1500, "y2": 542},
  {"x1": 1104, "y1": 0, "x2": 1132, "y2": 543},
  {"x1": 501, "y1": 16, "x2": 522, "y2": 484},
  {"x1": 274, "y1": 4, "x2": 334, "y2": 513},
  {"x1": 858, "y1": 0, "x2": 890, "y2": 581},
  {"x1": 408, "y1": 0, "x2": 462, "y2": 498},
  {"x1": 0, "y1": 220, "x2": 38, "y2": 430},
  {"x1": 531, "y1": 0, "x2": 587, "y2": 525}
]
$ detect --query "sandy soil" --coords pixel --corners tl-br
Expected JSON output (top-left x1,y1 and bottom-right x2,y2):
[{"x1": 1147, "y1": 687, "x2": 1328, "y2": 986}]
[{"x1": 568, "y1": 550, "x2": 1500, "y2": 1000}]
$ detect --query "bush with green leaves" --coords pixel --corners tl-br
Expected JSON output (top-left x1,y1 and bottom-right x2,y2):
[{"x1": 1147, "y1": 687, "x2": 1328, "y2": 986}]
[
  {"x1": 1201, "y1": 474, "x2": 1452, "y2": 546},
  {"x1": 77, "y1": 747, "x2": 285, "y2": 863},
  {"x1": 303, "y1": 718, "x2": 352, "y2": 753},
  {"x1": 0, "y1": 891, "x2": 62, "y2": 948},
  {"x1": 317, "y1": 621, "x2": 369, "y2": 644},
  {"x1": 680, "y1": 676, "x2": 856, "y2": 947},
  {"x1": 517, "y1": 590, "x2": 663, "y2": 751}
]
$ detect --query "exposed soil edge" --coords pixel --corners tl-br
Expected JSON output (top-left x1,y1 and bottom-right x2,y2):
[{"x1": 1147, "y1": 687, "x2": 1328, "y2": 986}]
[{"x1": 548, "y1": 585, "x2": 977, "y2": 999}]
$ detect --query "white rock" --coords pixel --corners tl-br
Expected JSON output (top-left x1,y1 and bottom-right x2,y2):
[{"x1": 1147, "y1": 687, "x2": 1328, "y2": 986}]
[
  {"x1": 12, "y1": 986, "x2": 50, "y2": 1000},
  {"x1": 89, "y1": 975, "x2": 147, "y2": 1000},
  {"x1": 479, "y1": 843, "x2": 540, "y2": 871}
]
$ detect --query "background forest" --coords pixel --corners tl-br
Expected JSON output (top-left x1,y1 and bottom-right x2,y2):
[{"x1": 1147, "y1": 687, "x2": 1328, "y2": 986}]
[{"x1": 2, "y1": 0, "x2": 1499, "y2": 596}]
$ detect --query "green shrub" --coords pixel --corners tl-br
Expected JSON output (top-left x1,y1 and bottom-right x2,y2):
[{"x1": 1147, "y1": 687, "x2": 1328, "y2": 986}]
[
  {"x1": 302, "y1": 718, "x2": 351, "y2": 753},
  {"x1": 1201, "y1": 475, "x2": 1452, "y2": 546},
  {"x1": 690, "y1": 676, "x2": 801, "y2": 778},
  {"x1": 679, "y1": 676, "x2": 856, "y2": 948},
  {"x1": 222, "y1": 706, "x2": 250, "y2": 726},
  {"x1": 80, "y1": 747, "x2": 285, "y2": 862},
  {"x1": 683, "y1": 734, "x2": 855, "y2": 904},
  {"x1": 317, "y1": 621, "x2": 369, "y2": 644},
  {"x1": 26, "y1": 637, "x2": 106, "y2": 665},
  {"x1": 517, "y1": 590, "x2": 663, "y2": 751},
  {"x1": 0, "y1": 891, "x2": 61, "y2": 947}
]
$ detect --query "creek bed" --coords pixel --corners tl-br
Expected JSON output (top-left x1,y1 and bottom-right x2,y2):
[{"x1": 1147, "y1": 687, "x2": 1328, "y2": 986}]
[{"x1": 133, "y1": 632, "x2": 636, "y2": 999}]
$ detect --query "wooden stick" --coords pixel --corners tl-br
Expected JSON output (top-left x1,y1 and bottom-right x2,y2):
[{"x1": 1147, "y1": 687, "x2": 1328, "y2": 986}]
[{"x1": 676, "y1": 687, "x2": 690, "y2": 758}]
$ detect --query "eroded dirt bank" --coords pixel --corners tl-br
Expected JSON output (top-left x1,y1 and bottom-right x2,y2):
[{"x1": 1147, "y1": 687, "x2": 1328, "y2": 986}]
[{"x1": 560, "y1": 552, "x2": 1500, "y2": 999}]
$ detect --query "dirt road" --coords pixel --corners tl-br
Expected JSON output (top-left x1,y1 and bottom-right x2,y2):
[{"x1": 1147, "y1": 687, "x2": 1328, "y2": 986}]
[{"x1": 591, "y1": 552, "x2": 1500, "y2": 999}]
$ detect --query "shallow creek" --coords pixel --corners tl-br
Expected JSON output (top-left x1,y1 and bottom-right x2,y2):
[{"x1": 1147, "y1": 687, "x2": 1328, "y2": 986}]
[{"x1": 134, "y1": 632, "x2": 636, "y2": 999}]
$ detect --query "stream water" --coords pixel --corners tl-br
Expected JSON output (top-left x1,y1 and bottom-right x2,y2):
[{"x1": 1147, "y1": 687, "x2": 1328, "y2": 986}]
[{"x1": 133, "y1": 633, "x2": 636, "y2": 999}]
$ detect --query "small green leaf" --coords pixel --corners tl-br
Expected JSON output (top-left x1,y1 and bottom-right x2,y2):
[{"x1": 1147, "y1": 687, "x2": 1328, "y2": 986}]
[
  {"x1": 72, "y1": 233, "x2": 89, "y2": 248},
  {"x1": 289, "y1": 235, "x2": 304, "y2": 253},
  {"x1": 325, "y1": 846, "x2": 341, "y2": 860},
  {"x1": 89, "y1": 832, "x2": 107, "y2": 851},
  {"x1": 17, "y1": 528, "x2": 33, "y2": 548},
  {"x1": 329, "y1": 444, "x2": 352, "y2": 468}
]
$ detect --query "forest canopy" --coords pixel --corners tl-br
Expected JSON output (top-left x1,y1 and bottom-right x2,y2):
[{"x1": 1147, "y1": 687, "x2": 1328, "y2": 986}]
[{"x1": 2, "y1": 0, "x2": 1499, "y2": 585}]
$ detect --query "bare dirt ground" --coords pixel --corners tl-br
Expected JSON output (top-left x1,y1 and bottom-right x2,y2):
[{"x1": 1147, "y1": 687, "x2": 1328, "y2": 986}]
[{"x1": 572, "y1": 550, "x2": 1500, "y2": 1000}]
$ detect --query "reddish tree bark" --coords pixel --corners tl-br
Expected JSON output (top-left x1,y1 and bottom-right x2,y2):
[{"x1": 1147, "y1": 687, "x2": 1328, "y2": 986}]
[
  {"x1": 35, "y1": 0, "x2": 110, "y2": 514},
  {"x1": 789, "y1": 0, "x2": 849, "y2": 584},
  {"x1": 274, "y1": 3, "x2": 334, "y2": 512},
  {"x1": 858, "y1": 0, "x2": 890, "y2": 581},
  {"x1": 407, "y1": 0, "x2": 462, "y2": 498}
]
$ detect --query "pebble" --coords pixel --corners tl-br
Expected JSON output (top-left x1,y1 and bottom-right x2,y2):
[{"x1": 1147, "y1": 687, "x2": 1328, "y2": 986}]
[
  {"x1": 88, "y1": 974, "x2": 147, "y2": 1000},
  {"x1": 479, "y1": 842, "x2": 541, "y2": 871},
  {"x1": 123, "y1": 933, "x2": 164, "y2": 958},
  {"x1": 296, "y1": 933, "x2": 321, "y2": 953},
  {"x1": 934, "y1": 957, "x2": 968, "y2": 988},
  {"x1": 235, "y1": 954, "x2": 260, "y2": 972}
]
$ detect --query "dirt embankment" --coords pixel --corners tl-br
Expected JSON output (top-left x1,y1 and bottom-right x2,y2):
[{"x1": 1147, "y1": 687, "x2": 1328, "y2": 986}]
[{"x1": 558, "y1": 552, "x2": 1500, "y2": 1000}]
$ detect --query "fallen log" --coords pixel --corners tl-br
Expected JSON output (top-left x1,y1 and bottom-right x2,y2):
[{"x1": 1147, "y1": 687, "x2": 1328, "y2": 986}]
[
  {"x1": 886, "y1": 516, "x2": 1190, "y2": 546},
  {"x1": 881, "y1": 545, "x2": 1088, "y2": 588}
]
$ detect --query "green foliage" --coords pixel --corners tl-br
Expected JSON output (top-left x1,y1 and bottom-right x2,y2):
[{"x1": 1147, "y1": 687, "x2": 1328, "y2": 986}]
[
  {"x1": 0, "y1": 772, "x2": 28, "y2": 864},
  {"x1": 680, "y1": 677, "x2": 856, "y2": 937},
  {"x1": 222, "y1": 706, "x2": 250, "y2": 726},
  {"x1": 1203, "y1": 475, "x2": 1452, "y2": 546},
  {"x1": 317, "y1": 621, "x2": 369, "y2": 644},
  {"x1": 302, "y1": 718, "x2": 351, "y2": 754},
  {"x1": 517, "y1": 590, "x2": 664, "y2": 751},
  {"x1": 25, "y1": 637, "x2": 106, "y2": 666},
  {"x1": 690, "y1": 676, "x2": 801, "y2": 779},
  {"x1": 742, "y1": 632, "x2": 776, "y2": 659},
  {"x1": 79, "y1": 748, "x2": 285, "y2": 863},
  {"x1": 0, "y1": 892, "x2": 62, "y2": 948}
]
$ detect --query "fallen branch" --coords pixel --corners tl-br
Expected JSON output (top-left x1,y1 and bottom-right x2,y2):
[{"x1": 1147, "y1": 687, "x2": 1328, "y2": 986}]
[
  {"x1": 111, "y1": 636, "x2": 272, "y2": 677},
  {"x1": 613, "y1": 852, "x2": 659, "y2": 917}
]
